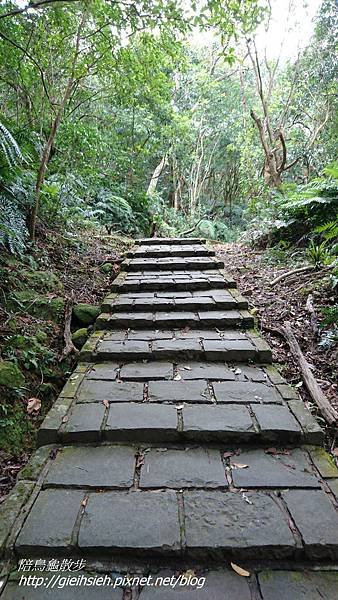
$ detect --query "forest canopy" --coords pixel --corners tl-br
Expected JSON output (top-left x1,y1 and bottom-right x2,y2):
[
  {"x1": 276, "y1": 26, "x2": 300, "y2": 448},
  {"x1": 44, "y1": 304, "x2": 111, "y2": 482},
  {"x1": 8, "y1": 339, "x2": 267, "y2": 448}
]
[{"x1": 0, "y1": 0, "x2": 337, "y2": 250}]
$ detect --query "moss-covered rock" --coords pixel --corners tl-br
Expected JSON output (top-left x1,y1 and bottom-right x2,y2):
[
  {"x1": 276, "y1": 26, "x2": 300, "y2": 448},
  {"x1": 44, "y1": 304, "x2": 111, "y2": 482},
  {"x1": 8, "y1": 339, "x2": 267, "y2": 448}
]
[
  {"x1": 0, "y1": 361, "x2": 25, "y2": 389},
  {"x1": 100, "y1": 262, "x2": 113, "y2": 274},
  {"x1": 71, "y1": 328, "x2": 89, "y2": 349},
  {"x1": 73, "y1": 303, "x2": 100, "y2": 325}
]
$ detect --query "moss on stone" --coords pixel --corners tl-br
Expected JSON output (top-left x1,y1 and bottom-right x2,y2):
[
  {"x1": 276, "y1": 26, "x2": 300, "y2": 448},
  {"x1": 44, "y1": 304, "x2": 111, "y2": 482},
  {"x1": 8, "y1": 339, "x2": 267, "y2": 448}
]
[
  {"x1": 72, "y1": 328, "x2": 89, "y2": 349},
  {"x1": 73, "y1": 303, "x2": 100, "y2": 325}
]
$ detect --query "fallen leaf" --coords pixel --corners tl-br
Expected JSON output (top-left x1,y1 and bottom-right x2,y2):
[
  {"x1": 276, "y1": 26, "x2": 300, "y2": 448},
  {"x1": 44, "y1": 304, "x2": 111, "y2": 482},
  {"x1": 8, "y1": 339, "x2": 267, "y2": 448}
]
[
  {"x1": 102, "y1": 399, "x2": 109, "y2": 408},
  {"x1": 230, "y1": 563, "x2": 250, "y2": 577},
  {"x1": 232, "y1": 463, "x2": 248, "y2": 469},
  {"x1": 182, "y1": 569, "x2": 195, "y2": 578},
  {"x1": 265, "y1": 448, "x2": 291, "y2": 456},
  {"x1": 62, "y1": 415, "x2": 69, "y2": 423},
  {"x1": 223, "y1": 451, "x2": 234, "y2": 459},
  {"x1": 27, "y1": 397, "x2": 41, "y2": 414},
  {"x1": 136, "y1": 454, "x2": 145, "y2": 468},
  {"x1": 173, "y1": 373, "x2": 182, "y2": 381}
]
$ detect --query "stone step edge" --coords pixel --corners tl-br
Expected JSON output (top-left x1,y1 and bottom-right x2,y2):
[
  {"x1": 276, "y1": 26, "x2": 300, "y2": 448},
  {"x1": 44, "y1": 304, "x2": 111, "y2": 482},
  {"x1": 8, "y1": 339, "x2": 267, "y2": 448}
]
[
  {"x1": 101, "y1": 289, "x2": 249, "y2": 312},
  {"x1": 121, "y1": 259, "x2": 224, "y2": 272},
  {"x1": 126, "y1": 248, "x2": 215, "y2": 258},
  {"x1": 78, "y1": 330, "x2": 273, "y2": 364},
  {"x1": 111, "y1": 270, "x2": 237, "y2": 291},
  {"x1": 134, "y1": 237, "x2": 206, "y2": 245},
  {"x1": 94, "y1": 311, "x2": 254, "y2": 331}
]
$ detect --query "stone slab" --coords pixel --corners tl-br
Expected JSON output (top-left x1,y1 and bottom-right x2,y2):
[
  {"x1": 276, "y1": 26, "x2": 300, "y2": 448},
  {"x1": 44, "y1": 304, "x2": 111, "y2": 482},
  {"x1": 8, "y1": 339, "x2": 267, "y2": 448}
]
[
  {"x1": 78, "y1": 490, "x2": 180, "y2": 554},
  {"x1": 15, "y1": 489, "x2": 83, "y2": 556},
  {"x1": 148, "y1": 381, "x2": 210, "y2": 403},
  {"x1": 96, "y1": 340, "x2": 151, "y2": 360},
  {"x1": 62, "y1": 404, "x2": 105, "y2": 442},
  {"x1": 105, "y1": 403, "x2": 178, "y2": 442},
  {"x1": 203, "y1": 340, "x2": 257, "y2": 361},
  {"x1": 307, "y1": 446, "x2": 338, "y2": 478},
  {"x1": 140, "y1": 448, "x2": 226, "y2": 489},
  {"x1": 213, "y1": 381, "x2": 282, "y2": 404},
  {"x1": 120, "y1": 362, "x2": 173, "y2": 380},
  {"x1": 252, "y1": 404, "x2": 302, "y2": 440},
  {"x1": 288, "y1": 400, "x2": 324, "y2": 444},
  {"x1": 182, "y1": 405, "x2": 255, "y2": 441},
  {"x1": 183, "y1": 491, "x2": 295, "y2": 558},
  {"x1": 282, "y1": 489, "x2": 338, "y2": 558},
  {"x1": 230, "y1": 448, "x2": 320, "y2": 488},
  {"x1": 258, "y1": 570, "x2": 338, "y2": 600},
  {"x1": 77, "y1": 380, "x2": 144, "y2": 403},
  {"x1": 45, "y1": 445, "x2": 136, "y2": 488},
  {"x1": 86, "y1": 363, "x2": 119, "y2": 380},
  {"x1": 177, "y1": 362, "x2": 235, "y2": 380}
]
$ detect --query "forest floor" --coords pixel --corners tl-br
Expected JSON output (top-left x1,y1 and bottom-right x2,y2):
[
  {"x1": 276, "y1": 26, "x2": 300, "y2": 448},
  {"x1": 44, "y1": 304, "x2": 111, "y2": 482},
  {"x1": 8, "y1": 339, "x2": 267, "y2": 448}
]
[
  {"x1": 0, "y1": 227, "x2": 132, "y2": 499},
  {"x1": 215, "y1": 242, "x2": 338, "y2": 445}
]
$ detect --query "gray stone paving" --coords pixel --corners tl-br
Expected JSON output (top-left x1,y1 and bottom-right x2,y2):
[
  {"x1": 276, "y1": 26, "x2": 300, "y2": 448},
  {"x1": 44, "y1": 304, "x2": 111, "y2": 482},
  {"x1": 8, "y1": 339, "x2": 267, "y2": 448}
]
[{"x1": 2, "y1": 237, "x2": 337, "y2": 599}]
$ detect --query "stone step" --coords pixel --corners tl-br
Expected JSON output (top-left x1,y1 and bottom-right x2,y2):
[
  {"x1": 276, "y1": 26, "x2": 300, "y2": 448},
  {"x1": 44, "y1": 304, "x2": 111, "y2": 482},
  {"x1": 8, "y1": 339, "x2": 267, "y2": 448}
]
[
  {"x1": 122, "y1": 257, "x2": 224, "y2": 272},
  {"x1": 38, "y1": 364, "x2": 322, "y2": 446},
  {"x1": 135, "y1": 237, "x2": 205, "y2": 245},
  {"x1": 111, "y1": 270, "x2": 236, "y2": 292},
  {"x1": 13, "y1": 447, "x2": 338, "y2": 560},
  {"x1": 79, "y1": 330, "x2": 272, "y2": 363},
  {"x1": 2, "y1": 569, "x2": 338, "y2": 600},
  {"x1": 127, "y1": 244, "x2": 215, "y2": 258},
  {"x1": 102, "y1": 289, "x2": 248, "y2": 313},
  {"x1": 95, "y1": 309, "x2": 254, "y2": 330}
]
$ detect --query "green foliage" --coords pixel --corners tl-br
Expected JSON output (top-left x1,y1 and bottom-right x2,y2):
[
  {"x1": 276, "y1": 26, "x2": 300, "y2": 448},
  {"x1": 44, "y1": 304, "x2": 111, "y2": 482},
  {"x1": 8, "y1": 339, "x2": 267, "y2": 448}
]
[
  {"x1": 306, "y1": 240, "x2": 332, "y2": 266},
  {"x1": 0, "y1": 121, "x2": 24, "y2": 167}
]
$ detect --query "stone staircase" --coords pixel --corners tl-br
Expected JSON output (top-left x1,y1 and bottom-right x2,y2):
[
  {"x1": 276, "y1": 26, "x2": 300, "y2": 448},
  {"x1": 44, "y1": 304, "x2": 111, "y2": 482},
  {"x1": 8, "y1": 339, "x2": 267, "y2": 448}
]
[{"x1": 1, "y1": 238, "x2": 338, "y2": 599}]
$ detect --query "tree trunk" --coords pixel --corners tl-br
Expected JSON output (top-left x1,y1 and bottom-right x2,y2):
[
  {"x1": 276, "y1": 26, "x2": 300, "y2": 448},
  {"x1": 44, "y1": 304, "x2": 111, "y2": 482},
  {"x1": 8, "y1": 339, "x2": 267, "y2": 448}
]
[
  {"x1": 146, "y1": 156, "x2": 166, "y2": 197},
  {"x1": 28, "y1": 11, "x2": 86, "y2": 241}
]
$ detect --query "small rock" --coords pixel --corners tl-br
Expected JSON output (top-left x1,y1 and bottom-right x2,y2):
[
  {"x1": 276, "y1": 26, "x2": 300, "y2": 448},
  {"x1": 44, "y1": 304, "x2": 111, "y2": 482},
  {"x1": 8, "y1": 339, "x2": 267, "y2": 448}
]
[
  {"x1": 100, "y1": 262, "x2": 113, "y2": 274},
  {"x1": 72, "y1": 328, "x2": 89, "y2": 349},
  {"x1": 73, "y1": 303, "x2": 100, "y2": 325}
]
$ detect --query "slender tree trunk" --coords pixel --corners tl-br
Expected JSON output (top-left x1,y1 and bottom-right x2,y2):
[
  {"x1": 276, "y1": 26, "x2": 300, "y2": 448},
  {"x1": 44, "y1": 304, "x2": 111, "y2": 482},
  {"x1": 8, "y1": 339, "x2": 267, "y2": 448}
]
[
  {"x1": 146, "y1": 156, "x2": 166, "y2": 197},
  {"x1": 28, "y1": 11, "x2": 86, "y2": 241}
]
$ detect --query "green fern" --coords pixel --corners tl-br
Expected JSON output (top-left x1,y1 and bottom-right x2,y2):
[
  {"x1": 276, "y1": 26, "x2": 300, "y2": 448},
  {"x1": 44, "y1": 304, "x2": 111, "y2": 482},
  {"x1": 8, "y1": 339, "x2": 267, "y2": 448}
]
[
  {"x1": 0, "y1": 122, "x2": 24, "y2": 167},
  {"x1": 0, "y1": 193, "x2": 27, "y2": 254}
]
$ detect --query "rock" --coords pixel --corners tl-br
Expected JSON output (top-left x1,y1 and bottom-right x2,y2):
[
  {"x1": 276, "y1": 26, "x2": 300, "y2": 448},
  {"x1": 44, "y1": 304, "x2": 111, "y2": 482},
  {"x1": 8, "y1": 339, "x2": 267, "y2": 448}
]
[
  {"x1": 71, "y1": 328, "x2": 89, "y2": 349},
  {"x1": 0, "y1": 361, "x2": 25, "y2": 389},
  {"x1": 100, "y1": 262, "x2": 113, "y2": 274},
  {"x1": 73, "y1": 303, "x2": 100, "y2": 325}
]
